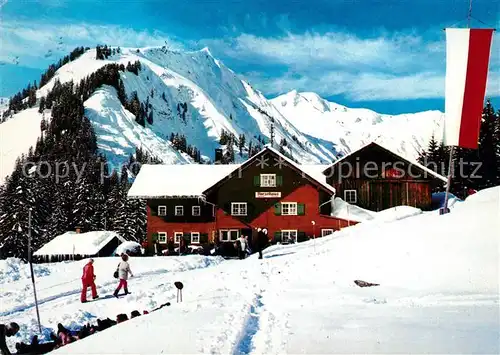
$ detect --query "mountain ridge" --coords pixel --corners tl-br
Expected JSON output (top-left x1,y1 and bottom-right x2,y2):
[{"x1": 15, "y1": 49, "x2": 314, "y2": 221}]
[{"x1": 0, "y1": 45, "x2": 442, "y2": 184}]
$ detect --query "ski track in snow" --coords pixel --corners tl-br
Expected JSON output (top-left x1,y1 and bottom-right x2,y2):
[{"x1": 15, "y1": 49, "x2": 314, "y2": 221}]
[
  {"x1": 233, "y1": 294, "x2": 263, "y2": 355},
  {"x1": 2, "y1": 188, "x2": 499, "y2": 354}
]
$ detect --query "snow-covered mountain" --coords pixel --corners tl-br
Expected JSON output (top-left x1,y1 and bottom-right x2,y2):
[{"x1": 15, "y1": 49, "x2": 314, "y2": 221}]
[
  {"x1": 0, "y1": 46, "x2": 443, "y2": 183},
  {"x1": 270, "y1": 90, "x2": 444, "y2": 160}
]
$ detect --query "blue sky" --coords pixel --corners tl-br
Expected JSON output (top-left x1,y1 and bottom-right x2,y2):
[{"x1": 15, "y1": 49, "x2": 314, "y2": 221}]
[{"x1": 1, "y1": 0, "x2": 498, "y2": 114}]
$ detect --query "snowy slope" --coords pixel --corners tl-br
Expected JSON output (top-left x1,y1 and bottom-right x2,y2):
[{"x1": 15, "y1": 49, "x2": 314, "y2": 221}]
[
  {"x1": 0, "y1": 47, "x2": 337, "y2": 183},
  {"x1": 84, "y1": 85, "x2": 191, "y2": 166},
  {"x1": 1, "y1": 47, "x2": 444, "y2": 184},
  {"x1": 2, "y1": 186, "x2": 499, "y2": 354},
  {"x1": 0, "y1": 108, "x2": 44, "y2": 182},
  {"x1": 271, "y1": 90, "x2": 444, "y2": 161}
]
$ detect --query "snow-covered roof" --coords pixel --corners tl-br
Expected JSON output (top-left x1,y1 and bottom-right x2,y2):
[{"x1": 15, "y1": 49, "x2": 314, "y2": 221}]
[
  {"x1": 127, "y1": 164, "x2": 241, "y2": 199},
  {"x1": 128, "y1": 146, "x2": 335, "y2": 199},
  {"x1": 33, "y1": 231, "x2": 126, "y2": 257},
  {"x1": 323, "y1": 141, "x2": 448, "y2": 183},
  {"x1": 300, "y1": 164, "x2": 331, "y2": 186}
]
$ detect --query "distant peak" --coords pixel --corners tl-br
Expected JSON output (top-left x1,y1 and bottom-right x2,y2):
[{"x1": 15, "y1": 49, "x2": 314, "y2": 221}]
[{"x1": 200, "y1": 47, "x2": 213, "y2": 56}]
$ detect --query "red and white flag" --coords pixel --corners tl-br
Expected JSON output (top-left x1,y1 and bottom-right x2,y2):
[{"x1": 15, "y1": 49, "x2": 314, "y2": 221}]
[{"x1": 444, "y1": 28, "x2": 494, "y2": 149}]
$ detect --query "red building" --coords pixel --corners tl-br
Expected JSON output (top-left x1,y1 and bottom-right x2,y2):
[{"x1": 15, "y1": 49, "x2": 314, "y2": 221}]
[{"x1": 128, "y1": 146, "x2": 354, "y2": 254}]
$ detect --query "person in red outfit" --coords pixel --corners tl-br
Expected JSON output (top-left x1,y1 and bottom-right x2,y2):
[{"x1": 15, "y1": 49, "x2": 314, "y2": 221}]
[{"x1": 81, "y1": 258, "x2": 98, "y2": 303}]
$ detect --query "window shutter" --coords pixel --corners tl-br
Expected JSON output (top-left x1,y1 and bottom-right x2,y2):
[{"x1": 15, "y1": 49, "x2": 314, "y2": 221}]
[
  {"x1": 151, "y1": 207, "x2": 157, "y2": 216},
  {"x1": 223, "y1": 202, "x2": 230, "y2": 215},
  {"x1": 151, "y1": 233, "x2": 158, "y2": 242},
  {"x1": 274, "y1": 203, "x2": 281, "y2": 215},
  {"x1": 297, "y1": 203, "x2": 305, "y2": 215},
  {"x1": 200, "y1": 233, "x2": 209, "y2": 243},
  {"x1": 276, "y1": 175, "x2": 283, "y2": 186},
  {"x1": 273, "y1": 231, "x2": 281, "y2": 243},
  {"x1": 297, "y1": 231, "x2": 308, "y2": 243},
  {"x1": 253, "y1": 176, "x2": 260, "y2": 186}
]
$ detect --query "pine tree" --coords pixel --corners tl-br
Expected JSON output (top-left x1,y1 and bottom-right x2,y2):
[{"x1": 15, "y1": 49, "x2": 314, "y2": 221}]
[
  {"x1": 105, "y1": 170, "x2": 121, "y2": 231},
  {"x1": 238, "y1": 134, "x2": 245, "y2": 157},
  {"x1": 477, "y1": 100, "x2": 498, "y2": 188},
  {"x1": 117, "y1": 79, "x2": 127, "y2": 105},
  {"x1": 0, "y1": 157, "x2": 48, "y2": 260},
  {"x1": 28, "y1": 87, "x2": 37, "y2": 107},
  {"x1": 38, "y1": 97, "x2": 46, "y2": 113}
]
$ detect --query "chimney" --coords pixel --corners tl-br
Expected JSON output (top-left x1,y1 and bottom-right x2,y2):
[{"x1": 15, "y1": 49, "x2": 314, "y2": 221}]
[
  {"x1": 214, "y1": 148, "x2": 223, "y2": 164},
  {"x1": 75, "y1": 226, "x2": 81, "y2": 234}
]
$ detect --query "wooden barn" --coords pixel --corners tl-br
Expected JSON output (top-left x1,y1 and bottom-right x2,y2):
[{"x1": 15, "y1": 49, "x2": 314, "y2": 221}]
[
  {"x1": 128, "y1": 145, "x2": 355, "y2": 255},
  {"x1": 322, "y1": 142, "x2": 447, "y2": 211}
]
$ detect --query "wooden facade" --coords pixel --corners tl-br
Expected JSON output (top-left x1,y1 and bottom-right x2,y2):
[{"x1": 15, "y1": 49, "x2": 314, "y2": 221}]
[
  {"x1": 143, "y1": 147, "x2": 355, "y2": 254},
  {"x1": 323, "y1": 142, "x2": 446, "y2": 211}
]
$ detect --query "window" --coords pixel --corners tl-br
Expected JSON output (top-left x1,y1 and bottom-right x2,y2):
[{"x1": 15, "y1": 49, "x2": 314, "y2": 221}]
[
  {"x1": 260, "y1": 174, "x2": 276, "y2": 187},
  {"x1": 174, "y1": 232, "x2": 183, "y2": 244},
  {"x1": 220, "y1": 229, "x2": 239, "y2": 242},
  {"x1": 158, "y1": 232, "x2": 167, "y2": 244},
  {"x1": 344, "y1": 190, "x2": 357, "y2": 203},
  {"x1": 321, "y1": 229, "x2": 334, "y2": 237},
  {"x1": 282, "y1": 202, "x2": 297, "y2": 215},
  {"x1": 192, "y1": 206, "x2": 201, "y2": 216},
  {"x1": 231, "y1": 202, "x2": 247, "y2": 216},
  {"x1": 175, "y1": 206, "x2": 184, "y2": 216},
  {"x1": 281, "y1": 230, "x2": 297, "y2": 243},
  {"x1": 158, "y1": 206, "x2": 167, "y2": 216},
  {"x1": 191, "y1": 232, "x2": 200, "y2": 244}
]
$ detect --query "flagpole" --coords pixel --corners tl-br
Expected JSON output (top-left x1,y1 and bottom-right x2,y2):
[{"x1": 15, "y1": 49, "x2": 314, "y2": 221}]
[
  {"x1": 28, "y1": 208, "x2": 42, "y2": 333},
  {"x1": 442, "y1": 146, "x2": 455, "y2": 214},
  {"x1": 442, "y1": 0, "x2": 473, "y2": 215}
]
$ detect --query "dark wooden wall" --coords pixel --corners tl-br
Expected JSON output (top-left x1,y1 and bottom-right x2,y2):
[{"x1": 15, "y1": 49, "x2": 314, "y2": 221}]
[
  {"x1": 333, "y1": 179, "x2": 432, "y2": 211},
  {"x1": 325, "y1": 143, "x2": 437, "y2": 211}
]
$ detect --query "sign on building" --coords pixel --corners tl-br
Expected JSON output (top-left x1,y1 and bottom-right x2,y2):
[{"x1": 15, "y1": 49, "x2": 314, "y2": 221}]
[{"x1": 255, "y1": 191, "x2": 282, "y2": 198}]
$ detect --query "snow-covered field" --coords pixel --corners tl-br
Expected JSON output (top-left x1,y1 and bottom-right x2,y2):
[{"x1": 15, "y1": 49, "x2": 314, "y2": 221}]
[{"x1": 2, "y1": 186, "x2": 499, "y2": 354}]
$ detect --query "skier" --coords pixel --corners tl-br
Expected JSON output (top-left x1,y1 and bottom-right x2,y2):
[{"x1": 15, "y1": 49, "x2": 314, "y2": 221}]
[
  {"x1": 113, "y1": 253, "x2": 134, "y2": 297},
  {"x1": 80, "y1": 258, "x2": 98, "y2": 303},
  {"x1": 0, "y1": 322, "x2": 19, "y2": 355}
]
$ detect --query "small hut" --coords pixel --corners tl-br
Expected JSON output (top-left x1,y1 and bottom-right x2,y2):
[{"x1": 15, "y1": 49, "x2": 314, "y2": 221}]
[{"x1": 33, "y1": 231, "x2": 126, "y2": 263}]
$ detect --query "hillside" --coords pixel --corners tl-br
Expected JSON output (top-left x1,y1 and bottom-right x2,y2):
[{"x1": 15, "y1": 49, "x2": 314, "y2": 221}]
[
  {"x1": 2, "y1": 186, "x2": 498, "y2": 354},
  {"x1": 0, "y1": 46, "x2": 442, "y2": 184},
  {"x1": 271, "y1": 90, "x2": 444, "y2": 160}
]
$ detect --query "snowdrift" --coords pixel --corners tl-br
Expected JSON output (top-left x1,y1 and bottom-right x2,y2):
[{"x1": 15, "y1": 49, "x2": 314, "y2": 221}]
[
  {"x1": 0, "y1": 258, "x2": 51, "y2": 283},
  {"x1": 41, "y1": 187, "x2": 500, "y2": 354},
  {"x1": 331, "y1": 197, "x2": 422, "y2": 222},
  {"x1": 331, "y1": 197, "x2": 376, "y2": 221}
]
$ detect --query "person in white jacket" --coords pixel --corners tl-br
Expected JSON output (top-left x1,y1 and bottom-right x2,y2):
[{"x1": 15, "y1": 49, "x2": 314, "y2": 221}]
[{"x1": 113, "y1": 253, "x2": 134, "y2": 297}]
